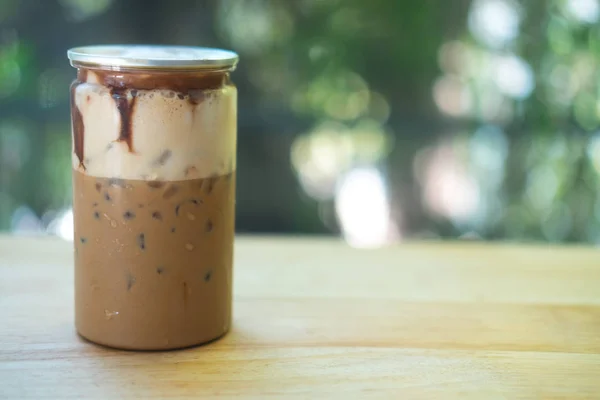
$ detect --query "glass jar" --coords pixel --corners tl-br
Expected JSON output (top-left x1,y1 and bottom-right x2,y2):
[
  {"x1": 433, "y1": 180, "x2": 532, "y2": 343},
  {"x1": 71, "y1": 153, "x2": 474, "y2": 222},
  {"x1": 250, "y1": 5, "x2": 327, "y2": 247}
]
[{"x1": 67, "y1": 45, "x2": 238, "y2": 350}]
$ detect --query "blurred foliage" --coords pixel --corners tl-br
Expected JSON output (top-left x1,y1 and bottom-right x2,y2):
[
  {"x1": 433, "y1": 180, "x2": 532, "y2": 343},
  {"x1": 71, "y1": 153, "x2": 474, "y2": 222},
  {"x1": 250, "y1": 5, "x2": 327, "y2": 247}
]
[{"x1": 1, "y1": 0, "x2": 600, "y2": 244}]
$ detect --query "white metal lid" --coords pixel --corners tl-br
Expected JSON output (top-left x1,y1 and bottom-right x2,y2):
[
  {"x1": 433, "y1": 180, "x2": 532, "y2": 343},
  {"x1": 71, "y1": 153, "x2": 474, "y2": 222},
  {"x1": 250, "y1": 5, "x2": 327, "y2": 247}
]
[{"x1": 67, "y1": 45, "x2": 239, "y2": 70}]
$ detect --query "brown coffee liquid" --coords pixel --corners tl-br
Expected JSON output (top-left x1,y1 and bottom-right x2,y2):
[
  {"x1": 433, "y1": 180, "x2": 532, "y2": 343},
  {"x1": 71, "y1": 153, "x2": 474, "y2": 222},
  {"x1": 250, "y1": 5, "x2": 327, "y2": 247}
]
[{"x1": 73, "y1": 170, "x2": 235, "y2": 350}]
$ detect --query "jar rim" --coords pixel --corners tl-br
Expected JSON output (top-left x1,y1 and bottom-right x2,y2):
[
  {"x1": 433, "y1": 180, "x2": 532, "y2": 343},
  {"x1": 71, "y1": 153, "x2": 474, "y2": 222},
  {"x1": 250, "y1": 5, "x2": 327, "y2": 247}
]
[{"x1": 67, "y1": 45, "x2": 239, "y2": 71}]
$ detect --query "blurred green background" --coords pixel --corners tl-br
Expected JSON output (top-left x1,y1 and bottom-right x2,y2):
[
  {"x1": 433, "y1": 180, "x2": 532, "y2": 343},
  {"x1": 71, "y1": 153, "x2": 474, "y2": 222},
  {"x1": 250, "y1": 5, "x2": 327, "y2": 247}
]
[{"x1": 1, "y1": 0, "x2": 600, "y2": 246}]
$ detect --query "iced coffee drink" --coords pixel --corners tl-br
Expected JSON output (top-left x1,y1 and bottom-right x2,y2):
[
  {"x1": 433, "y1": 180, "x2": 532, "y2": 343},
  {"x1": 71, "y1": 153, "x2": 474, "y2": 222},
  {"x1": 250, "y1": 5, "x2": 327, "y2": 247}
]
[{"x1": 67, "y1": 46, "x2": 238, "y2": 350}]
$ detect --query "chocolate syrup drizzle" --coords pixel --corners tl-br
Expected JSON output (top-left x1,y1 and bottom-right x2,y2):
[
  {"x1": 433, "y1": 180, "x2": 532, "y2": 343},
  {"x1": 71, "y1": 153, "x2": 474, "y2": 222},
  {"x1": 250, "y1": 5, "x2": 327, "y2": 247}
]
[
  {"x1": 70, "y1": 81, "x2": 86, "y2": 168},
  {"x1": 111, "y1": 87, "x2": 137, "y2": 153},
  {"x1": 70, "y1": 68, "x2": 228, "y2": 167}
]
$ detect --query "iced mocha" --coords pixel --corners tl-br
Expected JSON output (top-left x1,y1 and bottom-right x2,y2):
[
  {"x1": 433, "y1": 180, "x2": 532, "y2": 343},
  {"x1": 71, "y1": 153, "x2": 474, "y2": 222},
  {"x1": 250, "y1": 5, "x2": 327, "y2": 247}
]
[{"x1": 69, "y1": 50, "x2": 237, "y2": 350}]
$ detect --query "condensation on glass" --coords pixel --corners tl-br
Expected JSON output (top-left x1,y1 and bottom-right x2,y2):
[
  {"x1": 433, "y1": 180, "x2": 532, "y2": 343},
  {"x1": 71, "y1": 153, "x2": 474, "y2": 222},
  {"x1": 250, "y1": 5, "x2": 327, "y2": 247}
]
[{"x1": 67, "y1": 45, "x2": 238, "y2": 350}]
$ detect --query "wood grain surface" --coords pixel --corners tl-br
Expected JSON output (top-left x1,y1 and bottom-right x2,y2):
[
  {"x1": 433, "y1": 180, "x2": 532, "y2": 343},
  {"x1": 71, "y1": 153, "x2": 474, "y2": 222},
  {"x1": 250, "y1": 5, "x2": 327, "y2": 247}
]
[{"x1": 0, "y1": 236, "x2": 599, "y2": 399}]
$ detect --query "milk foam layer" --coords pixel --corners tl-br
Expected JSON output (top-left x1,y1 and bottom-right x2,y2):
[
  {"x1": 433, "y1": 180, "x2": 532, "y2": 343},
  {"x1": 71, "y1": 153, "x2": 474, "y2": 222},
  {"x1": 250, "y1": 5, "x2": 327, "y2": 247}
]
[{"x1": 72, "y1": 72, "x2": 236, "y2": 181}]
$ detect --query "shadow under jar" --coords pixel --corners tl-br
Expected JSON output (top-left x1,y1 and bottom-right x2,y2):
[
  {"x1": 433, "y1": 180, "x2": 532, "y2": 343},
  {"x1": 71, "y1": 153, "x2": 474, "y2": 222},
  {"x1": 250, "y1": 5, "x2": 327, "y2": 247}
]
[{"x1": 67, "y1": 45, "x2": 238, "y2": 350}]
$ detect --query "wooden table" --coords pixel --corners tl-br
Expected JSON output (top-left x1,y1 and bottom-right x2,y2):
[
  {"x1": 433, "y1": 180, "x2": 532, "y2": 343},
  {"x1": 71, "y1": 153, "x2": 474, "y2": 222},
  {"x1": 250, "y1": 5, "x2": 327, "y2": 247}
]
[{"x1": 0, "y1": 236, "x2": 599, "y2": 399}]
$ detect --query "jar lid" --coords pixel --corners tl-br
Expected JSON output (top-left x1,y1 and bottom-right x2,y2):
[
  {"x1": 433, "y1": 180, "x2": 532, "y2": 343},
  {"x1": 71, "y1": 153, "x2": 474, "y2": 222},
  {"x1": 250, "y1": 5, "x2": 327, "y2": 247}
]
[{"x1": 67, "y1": 45, "x2": 239, "y2": 71}]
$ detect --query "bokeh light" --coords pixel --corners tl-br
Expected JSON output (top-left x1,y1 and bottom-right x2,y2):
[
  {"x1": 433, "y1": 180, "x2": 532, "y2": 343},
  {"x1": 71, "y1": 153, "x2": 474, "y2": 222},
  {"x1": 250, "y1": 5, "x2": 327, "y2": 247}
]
[
  {"x1": 468, "y1": 0, "x2": 521, "y2": 49},
  {"x1": 492, "y1": 54, "x2": 534, "y2": 99},
  {"x1": 335, "y1": 167, "x2": 398, "y2": 248},
  {"x1": 433, "y1": 75, "x2": 472, "y2": 117},
  {"x1": 46, "y1": 208, "x2": 74, "y2": 241},
  {"x1": 564, "y1": 0, "x2": 599, "y2": 24},
  {"x1": 417, "y1": 140, "x2": 481, "y2": 224},
  {"x1": 59, "y1": 0, "x2": 113, "y2": 22},
  {"x1": 217, "y1": 0, "x2": 294, "y2": 55}
]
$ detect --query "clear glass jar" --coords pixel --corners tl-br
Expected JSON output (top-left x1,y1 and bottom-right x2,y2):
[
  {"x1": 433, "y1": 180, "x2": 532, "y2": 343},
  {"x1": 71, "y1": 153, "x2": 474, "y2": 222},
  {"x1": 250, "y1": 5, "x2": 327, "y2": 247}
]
[{"x1": 67, "y1": 45, "x2": 238, "y2": 350}]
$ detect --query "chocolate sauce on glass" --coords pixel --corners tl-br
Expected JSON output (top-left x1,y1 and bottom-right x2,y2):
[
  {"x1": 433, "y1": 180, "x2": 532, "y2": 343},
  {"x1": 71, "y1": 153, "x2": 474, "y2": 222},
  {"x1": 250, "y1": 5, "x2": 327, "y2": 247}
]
[
  {"x1": 70, "y1": 82, "x2": 86, "y2": 168},
  {"x1": 71, "y1": 69, "x2": 229, "y2": 158},
  {"x1": 111, "y1": 87, "x2": 137, "y2": 153}
]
